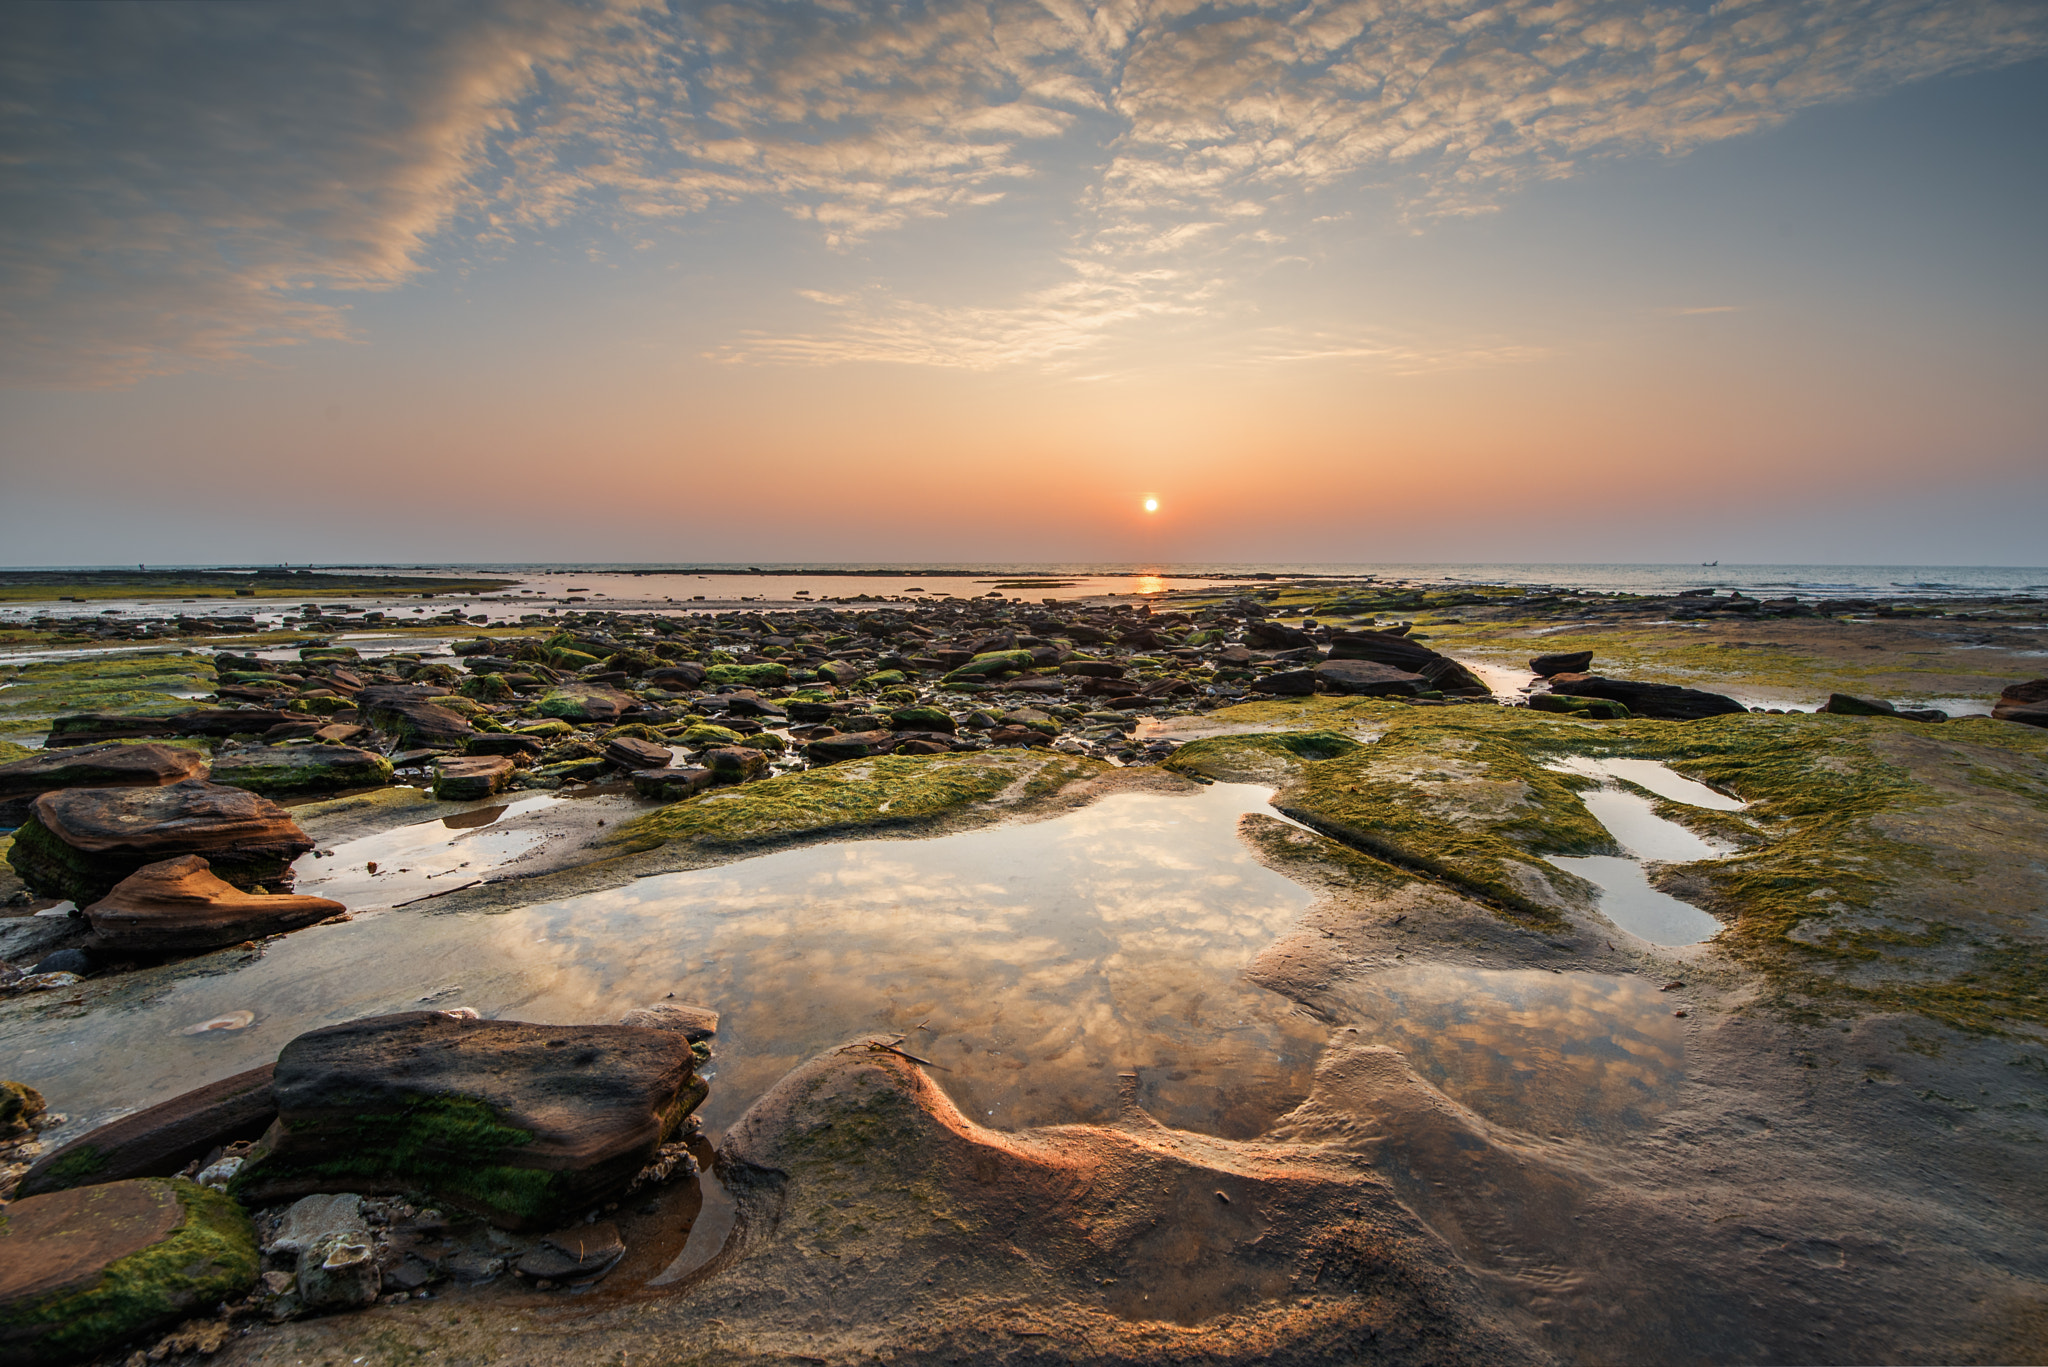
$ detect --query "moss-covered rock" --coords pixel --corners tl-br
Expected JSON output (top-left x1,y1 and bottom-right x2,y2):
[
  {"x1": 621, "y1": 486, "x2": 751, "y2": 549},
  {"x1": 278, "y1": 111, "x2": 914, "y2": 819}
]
[
  {"x1": 0, "y1": 1178, "x2": 257, "y2": 1366},
  {"x1": 208, "y1": 743, "x2": 393, "y2": 796},
  {"x1": 704, "y1": 662, "x2": 791, "y2": 688},
  {"x1": 678, "y1": 723, "x2": 745, "y2": 749},
  {"x1": 940, "y1": 649, "x2": 1035, "y2": 684}
]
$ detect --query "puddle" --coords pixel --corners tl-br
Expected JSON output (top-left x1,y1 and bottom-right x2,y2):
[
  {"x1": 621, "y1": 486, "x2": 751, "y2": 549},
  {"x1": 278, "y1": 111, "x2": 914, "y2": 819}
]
[
  {"x1": 1546, "y1": 758, "x2": 1734, "y2": 946},
  {"x1": 4, "y1": 784, "x2": 1322, "y2": 1147},
  {"x1": 1330, "y1": 965, "x2": 1685, "y2": 1139},
  {"x1": 1551, "y1": 756, "x2": 1746, "y2": 810},
  {"x1": 288, "y1": 794, "x2": 563, "y2": 910}
]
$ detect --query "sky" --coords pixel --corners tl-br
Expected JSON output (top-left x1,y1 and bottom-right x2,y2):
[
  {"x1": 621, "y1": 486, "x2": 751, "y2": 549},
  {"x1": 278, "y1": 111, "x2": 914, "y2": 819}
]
[{"x1": 1, "y1": 0, "x2": 2044, "y2": 568}]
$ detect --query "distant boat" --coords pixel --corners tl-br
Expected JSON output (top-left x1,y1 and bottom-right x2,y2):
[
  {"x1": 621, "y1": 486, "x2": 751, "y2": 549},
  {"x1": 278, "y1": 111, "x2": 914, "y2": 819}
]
[{"x1": 1702, "y1": 560, "x2": 1718, "y2": 566}]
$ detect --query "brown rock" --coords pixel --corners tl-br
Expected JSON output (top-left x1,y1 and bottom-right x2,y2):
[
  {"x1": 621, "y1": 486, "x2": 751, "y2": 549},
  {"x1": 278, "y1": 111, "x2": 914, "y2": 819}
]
[
  {"x1": 433, "y1": 754, "x2": 515, "y2": 801},
  {"x1": 171, "y1": 709, "x2": 299, "y2": 737},
  {"x1": 1313, "y1": 659, "x2": 1427, "y2": 696},
  {"x1": 0, "y1": 743, "x2": 208, "y2": 825},
  {"x1": 1993, "y1": 678, "x2": 2048, "y2": 727},
  {"x1": 355, "y1": 685, "x2": 475, "y2": 747},
  {"x1": 1, "y1": 1181, "x2": 183, "y2": 1303},
  {"x1": 234, "y1": 1012, "x2": 702, "y2": 1229},
  {"x1": 44, "y1": 714, "x2": 180, "y2": 748},
  {"x1": 605, "y1": 736, "x2": 673, "y2": 770},
  {"x1": 630, "y1": 766, "x2": 713, "y2": 800},
  {"x1": 7, "y1": 780, "x2": 315, "y2": 906},
  {"x1": 619, "y1": 1002, "x2": 718, "y2": 1040},
  {"x1": 85, "y1": 855, "x2": 343, "y2": 952},
  {"x1": 19, "y1": 1065, "x2": 276, "y2": 1198},
  {"x1": 1548, "y1": 674, "x2": 1748, "y2": 721},
  {"x1": 1327, "y1": 630, "x2": 1489, "y2": 695},
  {"x1": 1529, "y1": 650, "x2": 1594, "y2": 676}
]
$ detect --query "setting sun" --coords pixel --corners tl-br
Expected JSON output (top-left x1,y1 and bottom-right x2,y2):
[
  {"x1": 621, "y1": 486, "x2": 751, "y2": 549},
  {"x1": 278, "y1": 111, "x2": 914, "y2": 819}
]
[{"x1": 1144, "y1": 497, "x2": 1159, "y2": 513}]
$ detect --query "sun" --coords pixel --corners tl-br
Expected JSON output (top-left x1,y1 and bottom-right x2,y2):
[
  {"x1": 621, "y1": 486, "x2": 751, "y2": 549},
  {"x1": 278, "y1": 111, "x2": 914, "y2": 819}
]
[{"x1": 1143, "y1": 497, "x2": 1159, "y2": 513}]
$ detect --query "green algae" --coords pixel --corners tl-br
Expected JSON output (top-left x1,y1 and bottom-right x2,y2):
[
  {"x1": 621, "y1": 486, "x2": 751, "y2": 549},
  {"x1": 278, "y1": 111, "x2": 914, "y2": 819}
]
[
  {"x1": 0, "y1": 652, "x2": 215, "y2": 743},
  {"x1": 703, "y1": 663, "x2": 790, "y2": 688},
  {"x1": 0, "y1": 1179, "x2": 258, "y2": 1364},
  {"x1": 1188, "y1": 696, "x2": 2048, "y2": 1033},
  {"x1": 208, "y1": 744, "x2": 393, "y2": 796},
  {"x1": 613, "y1": 751, "x2": 1106, "y2": 854}
]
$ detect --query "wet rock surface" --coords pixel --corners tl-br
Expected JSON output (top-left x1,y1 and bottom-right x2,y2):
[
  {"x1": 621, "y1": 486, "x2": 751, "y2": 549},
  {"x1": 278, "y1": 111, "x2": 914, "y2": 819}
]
[
  {"x1": 0, "y1": 743, "x2": 208, "y2": 825},
  {"x1": 0, "y1": 1177, "x2": 258, "y2": 1365},
  {"x1": 84, "y1": 855, "x2": 344, "y2": 952},
  {"x1": 20, "y1": 1065, "x2": 276, "y2": 1199},
  {"x1": 7, "y1": 780, "x2": 315, "y2": 906},
  {"x1": 234, "y1": 1011, "x2": 703, "y2": 1229}
]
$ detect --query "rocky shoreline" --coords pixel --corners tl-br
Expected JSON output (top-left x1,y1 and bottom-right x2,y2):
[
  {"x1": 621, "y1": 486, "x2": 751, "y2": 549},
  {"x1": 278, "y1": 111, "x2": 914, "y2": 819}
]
[{"x1": 2, "y1": 572, "x2": 2045, "y2": 1366}]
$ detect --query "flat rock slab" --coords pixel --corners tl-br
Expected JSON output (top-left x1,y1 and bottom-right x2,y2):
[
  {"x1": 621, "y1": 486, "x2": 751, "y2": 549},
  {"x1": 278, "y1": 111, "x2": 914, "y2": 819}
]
[
  {"x1": 20, "y1": 1064, "x2": 276, "y2": 1198},
  {"x1": 605, "y1": 736, "x2": 673, "y2": 770},
  {"x1": 0, "y1": 1178, "x2": 257, "y2": 1366},
  {"x1": 209, "y1": 743, "x2": 393, "y2": 795},
  {"x1": 618, "y1": 1001, "x2": 719, "y2": 1041},
  {"x1": 515, "y1": 1221, "x2": 625, "y2": 1282},
  {"x1": 44, "y1": 714, "x2": 181, "y2": 748},
  {"x1": 1547, "y1": 673, "x2": 1748, "y2": 721},
  {"x1": 1314, "y1": 659, "x2": 1428, "y2": 696},
  {"x1": 433, "y1": 754, "x2": 514, "y2": 801},
  {"x1": 172, "y1": 709, "x2": 299, "y2": 737},
  {"x1": 85, "y1": 855, "x2": 344, "y2": 952},
  {"x1": 355, "y1": 686, "x2": 475, "y2": 746},
  {"x1": 7, "y1": 779, "x2": 314, "y2": 906},
  {"x1": 1327, "y1": 630, "x2": 1491, "y2": 695},
  {"x1": 0, "y1": 743, "x2": 208, "y2": 824},
  {"x1": 235, "y1": 1011, "x2": 703, "y2": 1229},
  {"x1": 631, "y1": 766, "x2": 712, "y2": 800},
  {"x1": 536, "y1": 684, "x2": 637, "y2": 724}
]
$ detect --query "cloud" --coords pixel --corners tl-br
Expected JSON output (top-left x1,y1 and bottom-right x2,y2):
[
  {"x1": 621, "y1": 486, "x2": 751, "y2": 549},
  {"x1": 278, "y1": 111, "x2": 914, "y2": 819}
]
[{"x1": 5, "y1": 0, "x2": 2044, "y2": 385}]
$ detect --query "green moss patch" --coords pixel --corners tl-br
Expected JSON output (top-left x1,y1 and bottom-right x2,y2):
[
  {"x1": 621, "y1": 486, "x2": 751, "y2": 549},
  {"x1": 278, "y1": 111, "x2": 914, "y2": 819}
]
[{"x1": 614, "y1": 751, "x2": 1106, "y2": 854}]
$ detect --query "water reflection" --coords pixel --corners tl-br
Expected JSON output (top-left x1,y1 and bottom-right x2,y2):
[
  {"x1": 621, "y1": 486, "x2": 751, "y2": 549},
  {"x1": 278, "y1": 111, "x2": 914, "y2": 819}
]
[
  {"x1": 1330, "y1": 965, "x2": 1684, "y2": 1139},
  {"x1": 5, "y1": 785, "x2": 1320, "y2": 1146}
]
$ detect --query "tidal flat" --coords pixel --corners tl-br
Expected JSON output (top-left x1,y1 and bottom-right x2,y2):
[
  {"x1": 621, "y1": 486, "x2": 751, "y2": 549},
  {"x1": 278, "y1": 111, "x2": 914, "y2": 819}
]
[{"x1": 1, "y1": 571, "x2": 2044, "y2": 1367}]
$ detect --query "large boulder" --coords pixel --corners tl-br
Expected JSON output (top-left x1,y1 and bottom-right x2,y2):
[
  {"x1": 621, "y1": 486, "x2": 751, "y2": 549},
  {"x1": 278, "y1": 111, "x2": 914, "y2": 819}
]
[
  {"x1": 208, "y1": 742, "x2": 393, "y2": 795},
  {"x1": 171, "y1": 709, "x2": 299, "y2": 738},
  {"x1": 630, "y1": 766, "x2": 713, "y2": 800},
  {"x1": 0, "y1": 1178, "x2": 258, "y2": 1366},
  {"x1": 0, "y1": 744, "x2": 208, "y2": 826},
  {"x1": 1822, "y1": 693, "x2": 1946, "y2": 724},
  {"x1": 645, "y1": 663, "x2": 707, "y2": 691},
  {"x1": 1251, "y1": 669, "x2": 1319, "y2": 696},
  {"x1": 19, "y1": 1066, "x2": 276, "y2": 1198},
  {"x1": 1326, "y1": 630, "x2": 1489, "y2": 695},
  {"x1": 231, "y1": 1012, "x2": 703, "y2": 1230},
  {"x1": 84, "y1": 856, "x2": 343, "y2": 952},
  {"x1": 7, "y1": 780, "x2": 314, "y2": 906},
  {"x1": 354, "y1": 686, "x2": 475, "y2": 746},
  {"x1": 1993, "y1": 678, "x2": 2048, "y2": 728},
  {"x1": 1313, "y1": 659, "x2": 1428, "y2": 697},
  {"x1": 1545, "y1": 674, "x2": 1747, "y2": 721}
]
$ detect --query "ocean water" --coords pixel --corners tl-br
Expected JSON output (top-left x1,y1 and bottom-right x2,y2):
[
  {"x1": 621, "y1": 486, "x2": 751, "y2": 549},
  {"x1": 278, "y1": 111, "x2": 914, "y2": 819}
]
[{"x1": 13, "y1": 561, "x2": 2047, "y2": 604}]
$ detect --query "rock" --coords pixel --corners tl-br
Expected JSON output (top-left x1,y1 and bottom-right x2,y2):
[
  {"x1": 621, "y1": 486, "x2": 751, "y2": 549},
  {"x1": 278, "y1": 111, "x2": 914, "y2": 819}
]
[
  {"x1": 232, "y1": 1011, "x2": 703, "y2": 1229},
  {"x1": 0, "y1": 744, "x2": 209, "y2": 826},
  {"x1": 1528, "y1": 693, "x2": 1631, "y2": 720},
  {"x1": 208, "y1": 743, "x2": 394, "y2": 795},
  {"x1": 645, "y1": 663, "x2": 706, "y2": 691},
  {"x1": 84, "y1": 856, "x2": 344, "y2": 953},
  {"x1": 0, "y1": 916, "x2": 84, "y2": 972},
  {"x1": 890, "y1": 707, "x2": 955, "y2": 733},
  {"x1": 703, "y1": 746, "x2": 769, "y2": 783},
  {"x1": 1326, "y1": 630, "x2": 1490, "y2": 695},
  {"x1": 1251, "y1": 669, "x2": 1319, "y2": 697},
  {"x1": 0, "y1": 1081, "x2": 46, "y2": 1139},
  {"x1": 267, "y1": 1193, "x2": 366, "y2": 1256},
  {"x1": 535, "y1": 683, "x2": 636, "y2": 725},
  {"x1": 171, "y1": 709, "x2": 299, "y2": 738},
  {"x1": 604, "y1": 736, "x2": 672, "y2": 770},
  {"x1": 630, "y1": 767, "x2": 712, "y2": 800},
  {"x1": 515, "y1": 1221, "x2": 625, "y2": 1284},
  {"x1": 7, "y1": 780, "x2": 315, "y2": 906},
  {"x1": 986, "y1": 725, "x2": 1052, "y2": 747},
  {"x1": 618, "y1": 1002, "x2": 718, "y2": 1041},
  {"x1": 1313, "y1": 659, "x2": 1428, "y2": 696},
  {"x1": 721, "y1": 693, "x2": 787, "y2": 720},
  {"x1": 43, "y1": 714, "x2": 180, "y2": 748},
  {"x1": 1992, "y1": 679, "x2": 2048, "y2": 728},
  {"x1": 312, "y1": 723, "x2": 371, "y2": 745},
  {"x1": 940, "y1": 649, "x2": 1036, "y2": 684},
  {"x1": 1545, "y1": 674, "x2": 1748, "y2": 722},
  {"x1": 806, "y1": 733, "x2": 889, "y2": 764},
  {"x1": 1822, "y1": 693, "x2": 1946, "y2": 723},
  {"x1": 19, "y1": 1066, "x2": 276, "y2": 1198},
  {"x1": 464, "y1": 733, "x2": 543, "y2": 762},
  {"x1": 30, "y1": 946, "x2": 93, "y2": 975},
  {"x1": 704, "y1": 662, "x2": 791, "y2": 688},
  {"x1": 299, "y1": 1228, "x2": 381, "y2": 1311},
  {"x1": 1246, "y1": 621, "x2": 1315, "y2": 650},
  {"x1": 1529, "y1": 650, "x2": 1594, "y2": 676},
  {"x1": 0, "y1": 1179, "x2": 258, "y2": 1365},
  {"x1": 1058, "y1": 659, "x2": 1125, "y2": 679},
  {"x1": 432, "y1": 755, "x2": 515, "y2": 801},
  {"x1": 350, "y1": 687, "x2": 474, "y2": 747}
]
